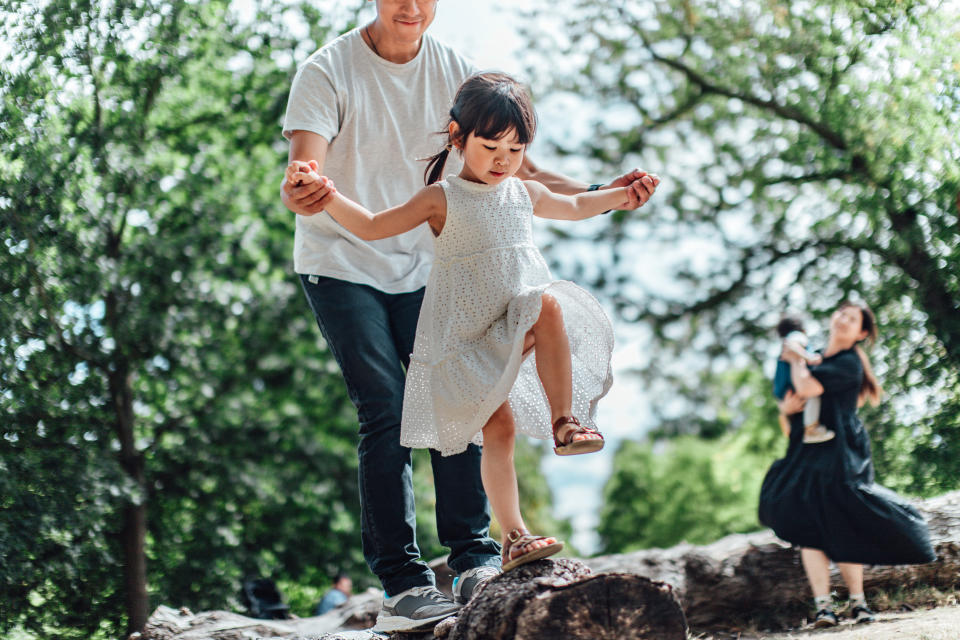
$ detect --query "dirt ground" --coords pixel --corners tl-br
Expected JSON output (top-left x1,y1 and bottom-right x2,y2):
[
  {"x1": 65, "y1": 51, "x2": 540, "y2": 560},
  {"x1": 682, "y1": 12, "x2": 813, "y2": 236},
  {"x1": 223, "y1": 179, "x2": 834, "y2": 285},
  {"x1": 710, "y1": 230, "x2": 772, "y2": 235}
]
[{"x1": 695, "y1": 606, "x2": 960, "y2": 640}]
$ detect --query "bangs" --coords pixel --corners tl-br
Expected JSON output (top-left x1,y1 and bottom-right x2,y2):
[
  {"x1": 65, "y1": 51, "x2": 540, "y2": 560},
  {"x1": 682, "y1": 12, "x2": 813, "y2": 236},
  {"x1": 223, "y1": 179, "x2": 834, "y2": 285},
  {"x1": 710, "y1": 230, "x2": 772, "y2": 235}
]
[{"x1": 472, "y1": 93, "x2": 536, "y2": 144}]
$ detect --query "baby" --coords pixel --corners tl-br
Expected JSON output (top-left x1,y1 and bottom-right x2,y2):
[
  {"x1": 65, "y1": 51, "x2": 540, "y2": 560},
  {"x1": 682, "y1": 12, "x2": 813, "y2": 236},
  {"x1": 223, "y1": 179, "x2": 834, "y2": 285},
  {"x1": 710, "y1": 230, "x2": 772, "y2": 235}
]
[{"x1": 773, "y1": 315, "x2": 834, "y2": 444}]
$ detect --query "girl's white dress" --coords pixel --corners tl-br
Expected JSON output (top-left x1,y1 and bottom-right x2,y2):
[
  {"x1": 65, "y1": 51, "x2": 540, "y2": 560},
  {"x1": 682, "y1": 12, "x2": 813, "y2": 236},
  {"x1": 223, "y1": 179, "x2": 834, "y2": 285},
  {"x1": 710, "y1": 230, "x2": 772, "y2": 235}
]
[{"x1": 400, "y1": 175, "x2": 614, "y2": 456}]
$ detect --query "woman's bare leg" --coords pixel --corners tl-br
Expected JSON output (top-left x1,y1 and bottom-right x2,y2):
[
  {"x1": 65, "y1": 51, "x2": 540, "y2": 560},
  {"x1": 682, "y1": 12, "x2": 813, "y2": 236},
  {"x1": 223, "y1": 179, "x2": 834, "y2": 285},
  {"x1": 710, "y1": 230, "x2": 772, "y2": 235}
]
[
  {"x1": 801, "y1": 548, "x2": 832, "y2": 598},
  {"x1": 837, "y1": 562, "x2": 864, "y2": 595}
]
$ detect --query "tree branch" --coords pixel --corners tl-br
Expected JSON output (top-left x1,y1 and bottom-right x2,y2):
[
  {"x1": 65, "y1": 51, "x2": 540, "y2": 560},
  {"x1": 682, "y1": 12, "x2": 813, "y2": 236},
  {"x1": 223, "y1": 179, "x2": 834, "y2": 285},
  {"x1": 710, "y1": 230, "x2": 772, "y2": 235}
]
[{"x1": 640, "y1": 44, "x2": 848, "y2": 151}]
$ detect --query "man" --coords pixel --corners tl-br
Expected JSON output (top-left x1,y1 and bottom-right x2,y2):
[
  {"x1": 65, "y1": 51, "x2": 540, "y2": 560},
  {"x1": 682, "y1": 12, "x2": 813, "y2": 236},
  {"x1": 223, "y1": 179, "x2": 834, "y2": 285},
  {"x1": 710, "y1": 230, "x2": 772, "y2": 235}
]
[
  {"x1": 314, "y1": 572, "x2": 353, "y2": 616},
  {"x1": 281, "y1": 0, "x2": 654, "y2": 632}
]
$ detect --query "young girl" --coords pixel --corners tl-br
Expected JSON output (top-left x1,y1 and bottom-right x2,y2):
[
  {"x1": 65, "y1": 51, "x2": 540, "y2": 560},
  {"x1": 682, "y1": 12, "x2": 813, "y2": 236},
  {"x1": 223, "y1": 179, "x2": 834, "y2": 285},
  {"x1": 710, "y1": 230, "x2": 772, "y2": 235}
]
[{"x1": 288, "y1": 72, "x2": 659, "y2": 571}]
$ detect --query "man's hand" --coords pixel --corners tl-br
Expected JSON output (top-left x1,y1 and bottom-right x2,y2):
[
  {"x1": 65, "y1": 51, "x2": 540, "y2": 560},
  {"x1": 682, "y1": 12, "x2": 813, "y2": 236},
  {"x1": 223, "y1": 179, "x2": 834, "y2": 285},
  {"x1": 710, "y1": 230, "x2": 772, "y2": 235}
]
[
  {"x1": 605, "y1": 168, "x2": 660, "y2": 210},
  {"x1": 282, "y1": 159, "x2": 335, "y2": 216}
]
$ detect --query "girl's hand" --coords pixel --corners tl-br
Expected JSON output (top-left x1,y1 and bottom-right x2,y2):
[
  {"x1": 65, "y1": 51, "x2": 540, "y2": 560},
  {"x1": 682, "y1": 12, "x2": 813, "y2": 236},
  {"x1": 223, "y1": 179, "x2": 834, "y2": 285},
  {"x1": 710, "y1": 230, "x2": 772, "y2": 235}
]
[
  {"x1": 283, "y1": 159, "x2": 334, "y2": 215},
  {"x1": 778, "y1": 390, "x2": 806, "y2": 416},
  {"x1": 607, "y1": 169, "x2": 660, "y2": 210}
]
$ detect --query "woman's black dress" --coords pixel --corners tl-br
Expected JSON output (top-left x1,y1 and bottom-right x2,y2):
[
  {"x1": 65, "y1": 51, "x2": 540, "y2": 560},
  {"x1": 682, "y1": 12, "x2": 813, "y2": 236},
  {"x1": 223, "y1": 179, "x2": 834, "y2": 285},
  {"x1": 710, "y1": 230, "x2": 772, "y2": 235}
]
[{"x1": 758, "y1": 348, "x2": 936, "y2": 565}]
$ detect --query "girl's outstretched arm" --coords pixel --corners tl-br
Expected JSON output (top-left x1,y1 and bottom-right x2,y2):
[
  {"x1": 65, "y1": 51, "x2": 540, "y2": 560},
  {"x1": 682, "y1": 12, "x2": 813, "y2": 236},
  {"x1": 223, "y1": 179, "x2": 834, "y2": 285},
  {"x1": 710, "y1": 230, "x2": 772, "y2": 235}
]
[
  {"x1": 291, "y1": 166, "x2": 445, "y2": 240},
  {"x1": 524, "y1": 174, "x2": 659, "y2": 221}
]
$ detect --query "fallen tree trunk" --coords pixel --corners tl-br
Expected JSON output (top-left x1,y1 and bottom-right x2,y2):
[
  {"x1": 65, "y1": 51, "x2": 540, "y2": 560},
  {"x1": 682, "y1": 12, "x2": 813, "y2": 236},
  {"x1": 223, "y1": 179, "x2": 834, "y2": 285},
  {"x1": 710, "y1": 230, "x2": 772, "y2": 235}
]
[
  {"x1": 447, "y1": 558, "x2": 686, "y2": 640},
  {"x1": 586, "y1": 490, "x2": 960, "y2": 630},
  {"x1": 137, "y1": 560, "x2": 686, "y2": 640},
  {"x1": 137, "y1": 491, "x2": 960, "y2": 639}
]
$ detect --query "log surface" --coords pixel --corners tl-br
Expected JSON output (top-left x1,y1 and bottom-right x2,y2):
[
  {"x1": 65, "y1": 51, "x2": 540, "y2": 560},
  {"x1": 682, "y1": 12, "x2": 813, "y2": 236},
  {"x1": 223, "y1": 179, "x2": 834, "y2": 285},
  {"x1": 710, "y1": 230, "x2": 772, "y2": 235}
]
[{"x1": 138, "y1": 491, "x2": 960, "y2": 638}]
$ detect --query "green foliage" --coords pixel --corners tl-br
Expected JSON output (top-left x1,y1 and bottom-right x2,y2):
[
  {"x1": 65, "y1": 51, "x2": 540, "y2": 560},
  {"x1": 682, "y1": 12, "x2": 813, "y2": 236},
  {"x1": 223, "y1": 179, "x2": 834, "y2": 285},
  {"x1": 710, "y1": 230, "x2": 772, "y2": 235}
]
[
  {"x1": 598, "y1": 367, "x2": 784, "y2": 553},
  {"x1": 525, "y1": 0, "x2": 960, "y2": 493},
  {"x1": 1, "y1": 3, "x2": 563, "y2": 637},
  {"x1": 0, "y1": 1, "x2": 373, "y2": 636}
]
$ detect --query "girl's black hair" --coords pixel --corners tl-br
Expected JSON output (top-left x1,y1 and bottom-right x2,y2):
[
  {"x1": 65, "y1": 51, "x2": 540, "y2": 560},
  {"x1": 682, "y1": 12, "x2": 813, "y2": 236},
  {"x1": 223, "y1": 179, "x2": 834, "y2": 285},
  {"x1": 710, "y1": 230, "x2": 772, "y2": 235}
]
[{"x1": 424, "y1": 72, "x2": 537, "y2": 185}]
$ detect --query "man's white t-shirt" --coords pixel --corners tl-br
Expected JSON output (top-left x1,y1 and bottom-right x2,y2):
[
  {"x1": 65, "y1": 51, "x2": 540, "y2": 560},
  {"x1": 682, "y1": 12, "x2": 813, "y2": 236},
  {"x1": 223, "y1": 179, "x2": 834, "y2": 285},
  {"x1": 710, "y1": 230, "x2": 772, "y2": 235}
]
[{"x1": 283, "y1": 29, "x2": 476, "y2": 293}]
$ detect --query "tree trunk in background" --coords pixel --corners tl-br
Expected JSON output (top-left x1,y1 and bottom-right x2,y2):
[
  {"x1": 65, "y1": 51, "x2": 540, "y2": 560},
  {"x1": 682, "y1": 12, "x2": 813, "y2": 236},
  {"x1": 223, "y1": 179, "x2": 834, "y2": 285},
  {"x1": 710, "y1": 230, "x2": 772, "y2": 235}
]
[{"x1": 110, "y1": 362, "x2": 149, "y2": 635}]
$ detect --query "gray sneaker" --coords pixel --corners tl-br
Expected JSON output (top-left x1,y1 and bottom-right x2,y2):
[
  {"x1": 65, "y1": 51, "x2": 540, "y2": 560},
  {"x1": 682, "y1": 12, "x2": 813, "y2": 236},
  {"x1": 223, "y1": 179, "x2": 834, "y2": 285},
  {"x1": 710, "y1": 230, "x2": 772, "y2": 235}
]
[
  {"x1": 452, "y1": 566, "x2": 501, "y2": 604},
  {"x1": 373, "y1": 585, "x2": 461, "y2": 633}
]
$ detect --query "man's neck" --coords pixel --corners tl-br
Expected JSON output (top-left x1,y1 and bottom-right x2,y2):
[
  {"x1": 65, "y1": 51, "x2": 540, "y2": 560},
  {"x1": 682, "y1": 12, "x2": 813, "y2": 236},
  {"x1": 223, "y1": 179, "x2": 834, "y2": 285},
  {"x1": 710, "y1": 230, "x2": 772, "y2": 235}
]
[{"x1": 364, "y1": 21, "x2": 422, "y2": 64}]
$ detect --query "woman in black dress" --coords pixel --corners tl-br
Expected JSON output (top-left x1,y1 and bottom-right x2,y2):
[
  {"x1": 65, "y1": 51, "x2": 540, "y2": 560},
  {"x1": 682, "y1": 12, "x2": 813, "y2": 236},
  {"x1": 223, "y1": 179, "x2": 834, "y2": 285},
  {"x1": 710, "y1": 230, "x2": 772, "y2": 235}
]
[{"x1": 759, "y1": 301, "x2": 935, "y2": 628}]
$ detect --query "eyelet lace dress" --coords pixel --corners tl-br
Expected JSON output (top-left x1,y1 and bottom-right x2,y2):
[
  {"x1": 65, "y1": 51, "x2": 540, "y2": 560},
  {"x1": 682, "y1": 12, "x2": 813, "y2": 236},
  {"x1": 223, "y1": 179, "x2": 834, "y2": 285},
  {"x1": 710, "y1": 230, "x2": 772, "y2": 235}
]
[{"x1": 400, "y1": 175, "x2": 614, "y2": 456}]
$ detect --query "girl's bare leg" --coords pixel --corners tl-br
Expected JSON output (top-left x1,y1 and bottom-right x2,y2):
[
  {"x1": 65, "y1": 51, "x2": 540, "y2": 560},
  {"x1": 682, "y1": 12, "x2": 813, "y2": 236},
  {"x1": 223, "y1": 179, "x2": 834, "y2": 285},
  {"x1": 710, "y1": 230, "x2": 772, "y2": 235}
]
[
  {"x1": 481, "y1": 402, "x2": 555, "y2": 554},
  {"x1": 524, "y1": 293, "x2": 600, "y2": 443},
  {"x1": 801, "y1": 548, "x2": 832, "y2": 598}
]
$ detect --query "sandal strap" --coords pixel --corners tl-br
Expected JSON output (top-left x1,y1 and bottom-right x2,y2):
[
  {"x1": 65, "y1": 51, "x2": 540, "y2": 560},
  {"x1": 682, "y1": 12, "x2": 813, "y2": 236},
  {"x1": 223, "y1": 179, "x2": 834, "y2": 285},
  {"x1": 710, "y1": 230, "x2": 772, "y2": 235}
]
[
  {"x1": 552, "y1": 415, "x2": 580, "y2": 434},
  {"x1": 552, "y1": 416, "x2": 603, "y2": 446},
  {"x1": 503, "y1": 529, "x2": 554, "y2": 561},
  {"x1": 505, "y1": 527, "x2": 530, "y2": 544}
]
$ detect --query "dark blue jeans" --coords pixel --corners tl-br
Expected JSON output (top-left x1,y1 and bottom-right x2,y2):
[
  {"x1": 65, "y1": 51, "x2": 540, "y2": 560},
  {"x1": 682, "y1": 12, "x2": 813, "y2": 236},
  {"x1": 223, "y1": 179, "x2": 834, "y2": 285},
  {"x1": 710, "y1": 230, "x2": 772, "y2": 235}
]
[{"x1": 300, "y1": 275, "x2": 500, "y2": 596}]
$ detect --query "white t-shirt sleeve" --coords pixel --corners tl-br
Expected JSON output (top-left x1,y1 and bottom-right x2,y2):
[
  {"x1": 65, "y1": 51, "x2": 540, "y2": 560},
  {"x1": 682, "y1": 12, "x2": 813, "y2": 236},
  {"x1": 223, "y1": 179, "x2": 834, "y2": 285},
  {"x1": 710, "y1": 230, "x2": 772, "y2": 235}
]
[{"x1": 283, "y1": 59, "x2": 340, "y2": 142}]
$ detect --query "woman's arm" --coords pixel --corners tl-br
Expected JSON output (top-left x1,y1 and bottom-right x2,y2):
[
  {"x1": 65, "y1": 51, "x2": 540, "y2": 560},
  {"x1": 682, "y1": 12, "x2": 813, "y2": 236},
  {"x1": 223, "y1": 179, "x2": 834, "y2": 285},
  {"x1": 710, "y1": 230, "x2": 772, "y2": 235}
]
[
  {"x1": 319, "y1": 177, "x2": 444, "y2": 241},
  {"x1": 778, "y1": 389, "x2": 806, "y2": 416},
  {"x1": 524, "y1": 177, "x2": 657, "y2": 221},
  {"x1": 788, "y1": 356, "x2": 825, "y2": 398}
]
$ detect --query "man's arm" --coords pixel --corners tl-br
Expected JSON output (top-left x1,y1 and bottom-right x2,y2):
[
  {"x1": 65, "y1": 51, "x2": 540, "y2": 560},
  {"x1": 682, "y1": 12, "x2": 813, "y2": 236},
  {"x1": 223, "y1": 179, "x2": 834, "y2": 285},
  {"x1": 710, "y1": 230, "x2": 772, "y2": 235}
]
[
  {"x1": 282, "y1": 130, "x2": 334, "y2": 216},
  {"x1": 516, "y1": 155, "x2": 656, "y2": 211}
]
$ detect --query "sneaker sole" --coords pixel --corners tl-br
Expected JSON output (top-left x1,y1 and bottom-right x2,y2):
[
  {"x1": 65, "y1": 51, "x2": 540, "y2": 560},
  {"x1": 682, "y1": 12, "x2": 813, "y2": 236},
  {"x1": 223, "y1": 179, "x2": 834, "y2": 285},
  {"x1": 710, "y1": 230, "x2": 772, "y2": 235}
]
[
  {"x1": 373, "y1": 611, "x2": 459, "y2": 633},
  {"x1": 813, "y1": 618, "x2": 838, "y2": 628}
]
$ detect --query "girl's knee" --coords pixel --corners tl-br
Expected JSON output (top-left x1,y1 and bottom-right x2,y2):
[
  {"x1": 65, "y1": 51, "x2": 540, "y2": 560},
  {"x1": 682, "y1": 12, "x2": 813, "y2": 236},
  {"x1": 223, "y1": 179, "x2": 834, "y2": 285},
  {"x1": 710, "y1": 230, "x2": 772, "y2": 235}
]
[
  {"x1": 484, "y1": 405, "x2": 516, "y2": 441},
  {"x1": 536, "y1": 293, "x2": 563, "y2": 328}
]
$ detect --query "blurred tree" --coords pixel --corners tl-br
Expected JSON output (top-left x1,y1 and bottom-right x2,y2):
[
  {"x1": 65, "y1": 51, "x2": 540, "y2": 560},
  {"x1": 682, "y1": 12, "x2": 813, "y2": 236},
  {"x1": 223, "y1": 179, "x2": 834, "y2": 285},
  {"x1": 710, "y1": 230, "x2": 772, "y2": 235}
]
[
  {"x1": 0, "y1": 0, "x2": 372, "y2": 637},
  {"x1": 1, "y1": 2, "x2": 566, "y2": 636},
  {"x1": 598, "y1": 368, "x2": 783, "y2": 552},
  {"x1": 523, "y1": 0, "x2": 960, "y2": 493}
]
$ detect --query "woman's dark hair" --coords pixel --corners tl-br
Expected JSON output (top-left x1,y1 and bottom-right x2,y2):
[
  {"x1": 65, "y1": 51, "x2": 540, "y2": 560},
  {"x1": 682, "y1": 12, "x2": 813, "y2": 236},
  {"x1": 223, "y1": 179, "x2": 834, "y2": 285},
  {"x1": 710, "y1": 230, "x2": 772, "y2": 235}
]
[
  {"x1": 424, "y1": 72, "x2": 537, "y2": 185},
  {"x1": 838, "y1": 300, "x2": 883, "y2": 406}
]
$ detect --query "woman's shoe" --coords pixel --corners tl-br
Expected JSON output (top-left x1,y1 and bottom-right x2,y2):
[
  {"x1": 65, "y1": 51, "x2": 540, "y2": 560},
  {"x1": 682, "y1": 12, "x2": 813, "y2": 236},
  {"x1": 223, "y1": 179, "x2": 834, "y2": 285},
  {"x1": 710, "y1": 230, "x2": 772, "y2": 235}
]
[
  {"x1": 813, "y1": 608, "x2": 839, "y2": 628},
  {"x1": 850, "y1": 604, "x2": 876, "y2": 623}
]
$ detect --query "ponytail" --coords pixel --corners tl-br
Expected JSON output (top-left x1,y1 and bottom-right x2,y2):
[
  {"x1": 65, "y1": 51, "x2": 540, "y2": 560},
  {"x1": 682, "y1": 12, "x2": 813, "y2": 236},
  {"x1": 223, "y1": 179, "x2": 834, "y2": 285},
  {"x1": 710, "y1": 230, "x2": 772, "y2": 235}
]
[
  {"x1": 854, "y1": 344, "x2": 883, "y2": 407},
  {"x1": 424, "y1": 146, "x2": 451, "y2": 185},
  {"x1": 839, "y1": 300, "x2": 883, "y2": 407}
]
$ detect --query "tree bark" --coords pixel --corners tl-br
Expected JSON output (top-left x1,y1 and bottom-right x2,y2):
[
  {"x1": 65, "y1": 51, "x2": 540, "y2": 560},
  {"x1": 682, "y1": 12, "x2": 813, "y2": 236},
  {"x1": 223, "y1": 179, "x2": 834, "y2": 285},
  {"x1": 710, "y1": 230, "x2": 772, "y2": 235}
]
[
  {"x1": 136, "y1": 491, "x2": 960, "y2": 638},
  {"x1": 447, "y1": 558, "x2": 686, "y2": 640},
  {"x1": 110, "y1": 360, "x2": 150, "y2": 635},
  {"x1": 586, "y1": 490, "x2": 960, "y2": 631}
]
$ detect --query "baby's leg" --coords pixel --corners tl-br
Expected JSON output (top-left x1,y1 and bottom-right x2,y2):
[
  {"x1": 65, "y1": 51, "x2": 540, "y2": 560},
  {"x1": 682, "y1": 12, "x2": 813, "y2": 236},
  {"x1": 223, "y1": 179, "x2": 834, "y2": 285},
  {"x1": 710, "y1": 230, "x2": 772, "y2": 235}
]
[
  {"x1": 480, "y1": 403, "x2": 556, "y2": 554},
  {"x1": 803, "y1": 396, "x2": 821, "y2": 428}
]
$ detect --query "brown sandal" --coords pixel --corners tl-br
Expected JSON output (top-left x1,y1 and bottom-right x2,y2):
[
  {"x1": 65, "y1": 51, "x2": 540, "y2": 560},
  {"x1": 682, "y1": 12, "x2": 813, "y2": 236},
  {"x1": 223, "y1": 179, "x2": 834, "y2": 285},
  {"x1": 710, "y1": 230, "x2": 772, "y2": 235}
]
[
  {"x1": 501, "y1": 527, "x2": 564, "y2": 572},
  {"x1": 552, "y1": 416, "x2": 605, "y2": 456}
]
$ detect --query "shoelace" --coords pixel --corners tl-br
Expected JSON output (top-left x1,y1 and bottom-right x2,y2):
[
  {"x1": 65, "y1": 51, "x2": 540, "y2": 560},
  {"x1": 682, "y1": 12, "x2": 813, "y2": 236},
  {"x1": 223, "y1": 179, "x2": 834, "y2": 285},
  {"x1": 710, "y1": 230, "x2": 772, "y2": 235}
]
[{"x1": 408, "y1": 586, "x2": 451, "y2": 603}]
